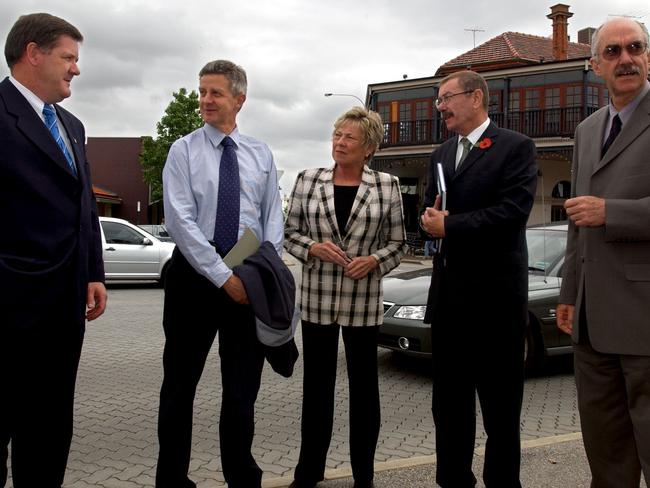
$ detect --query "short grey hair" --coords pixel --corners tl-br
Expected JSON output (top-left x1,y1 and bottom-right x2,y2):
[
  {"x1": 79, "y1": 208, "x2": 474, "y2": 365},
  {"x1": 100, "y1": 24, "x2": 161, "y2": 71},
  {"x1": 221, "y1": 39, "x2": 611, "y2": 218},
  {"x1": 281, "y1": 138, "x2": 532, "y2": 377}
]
[
  {"x1": 591, "y1": 18, "x2": 650, "y2": 58},
  {"x1": 333, "y1": 106, "x2": 384, "y2": 162},
  {"x1": 199, "y1": 59, "x2": 247, "y2": 96}
]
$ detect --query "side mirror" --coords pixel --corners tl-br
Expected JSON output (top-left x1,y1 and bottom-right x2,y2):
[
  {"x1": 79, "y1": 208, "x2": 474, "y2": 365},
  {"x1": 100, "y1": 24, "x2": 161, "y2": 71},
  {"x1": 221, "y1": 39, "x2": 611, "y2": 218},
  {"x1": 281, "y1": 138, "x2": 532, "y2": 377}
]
[{"x1": 142, "y1": 237, "x2": 153, "y2": 246}]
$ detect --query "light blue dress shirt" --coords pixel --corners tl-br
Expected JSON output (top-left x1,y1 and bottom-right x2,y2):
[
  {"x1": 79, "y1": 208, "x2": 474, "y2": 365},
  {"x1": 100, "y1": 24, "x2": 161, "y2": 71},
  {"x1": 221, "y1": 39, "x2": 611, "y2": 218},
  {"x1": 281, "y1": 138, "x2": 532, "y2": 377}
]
[{"x1": 163, "y1": 124, "x2": 284, "y2": 288}]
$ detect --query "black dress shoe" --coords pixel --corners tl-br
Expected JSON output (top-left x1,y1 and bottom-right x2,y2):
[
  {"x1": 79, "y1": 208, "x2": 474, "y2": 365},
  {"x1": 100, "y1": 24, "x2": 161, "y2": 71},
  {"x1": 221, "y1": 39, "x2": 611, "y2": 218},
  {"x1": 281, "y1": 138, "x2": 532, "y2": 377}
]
[{"x1": 353, "y1": 483, "x2": 374, "y2": 488}]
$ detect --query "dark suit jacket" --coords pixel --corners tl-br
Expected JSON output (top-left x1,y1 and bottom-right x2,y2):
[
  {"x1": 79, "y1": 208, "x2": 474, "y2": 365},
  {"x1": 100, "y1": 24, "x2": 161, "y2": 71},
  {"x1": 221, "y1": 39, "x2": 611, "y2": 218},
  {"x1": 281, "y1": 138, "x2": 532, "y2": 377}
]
[
  {"x1": 233, "y1": 241, "x2": 299, "y2": 378},
  {"x1": 423, "y1": 122, "x2": 537, "y2": 324},
  {"x1": 0, "y1": 77, "x2": 104, "y2": 329},
  {"x1": 559, "y1": 90, "x2": 650, "y2": 355}
]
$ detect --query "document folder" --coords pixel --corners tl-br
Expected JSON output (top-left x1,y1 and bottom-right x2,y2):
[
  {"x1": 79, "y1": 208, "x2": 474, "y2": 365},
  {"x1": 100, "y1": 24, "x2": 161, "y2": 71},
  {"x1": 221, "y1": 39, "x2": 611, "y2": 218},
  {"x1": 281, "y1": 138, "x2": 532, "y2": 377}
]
[{"x1": 223, "y1": 227, "x2": 260, "y2": 268}]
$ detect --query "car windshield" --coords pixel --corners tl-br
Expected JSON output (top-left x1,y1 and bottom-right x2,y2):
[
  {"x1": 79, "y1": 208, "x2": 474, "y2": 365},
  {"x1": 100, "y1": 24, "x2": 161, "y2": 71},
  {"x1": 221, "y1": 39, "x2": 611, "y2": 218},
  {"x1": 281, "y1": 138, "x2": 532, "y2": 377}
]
[{"x1": 526, "y1": 228, "x2": 566, "y2": 273}]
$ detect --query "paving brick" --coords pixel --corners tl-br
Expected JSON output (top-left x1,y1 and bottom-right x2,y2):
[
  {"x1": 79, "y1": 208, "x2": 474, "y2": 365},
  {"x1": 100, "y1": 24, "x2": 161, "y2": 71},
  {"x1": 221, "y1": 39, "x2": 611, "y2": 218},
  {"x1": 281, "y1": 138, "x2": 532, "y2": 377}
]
[{"x1": 4, "y1": 263, "x2": 580, "y2": 487}]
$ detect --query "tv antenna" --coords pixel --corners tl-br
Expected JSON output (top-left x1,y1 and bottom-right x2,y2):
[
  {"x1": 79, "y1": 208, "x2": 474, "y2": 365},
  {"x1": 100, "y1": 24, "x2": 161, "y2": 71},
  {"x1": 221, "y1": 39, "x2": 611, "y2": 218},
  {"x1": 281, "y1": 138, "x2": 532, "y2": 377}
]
[
  {"x1": 465, "y1": 27, "x2": 485, "y2": 48},
  {"x1": 607, "y1": 11, "x2": 648, "y2": 18}
]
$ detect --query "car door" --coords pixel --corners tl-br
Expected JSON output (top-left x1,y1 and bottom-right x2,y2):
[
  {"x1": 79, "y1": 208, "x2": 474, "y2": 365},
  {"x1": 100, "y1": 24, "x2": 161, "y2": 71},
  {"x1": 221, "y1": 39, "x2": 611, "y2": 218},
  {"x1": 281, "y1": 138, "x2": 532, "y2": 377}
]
[{"x1": 100, "y1": 220, "x2": 160, "y2": 278}]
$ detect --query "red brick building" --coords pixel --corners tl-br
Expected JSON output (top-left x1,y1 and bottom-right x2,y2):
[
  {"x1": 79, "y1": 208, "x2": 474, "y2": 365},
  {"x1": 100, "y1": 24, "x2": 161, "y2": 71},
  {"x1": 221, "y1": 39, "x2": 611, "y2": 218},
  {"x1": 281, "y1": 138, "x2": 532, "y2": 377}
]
[{"x1": 86, "y1": 137, "x2": 152, "y2": 224}]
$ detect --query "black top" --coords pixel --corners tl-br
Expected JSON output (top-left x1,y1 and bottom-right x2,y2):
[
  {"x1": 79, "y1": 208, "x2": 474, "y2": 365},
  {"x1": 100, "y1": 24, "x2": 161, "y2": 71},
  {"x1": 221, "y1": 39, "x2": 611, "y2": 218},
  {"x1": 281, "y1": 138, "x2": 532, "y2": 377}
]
[{"x1": 334, "y1": 185, "x2": 359, "y2": 233}]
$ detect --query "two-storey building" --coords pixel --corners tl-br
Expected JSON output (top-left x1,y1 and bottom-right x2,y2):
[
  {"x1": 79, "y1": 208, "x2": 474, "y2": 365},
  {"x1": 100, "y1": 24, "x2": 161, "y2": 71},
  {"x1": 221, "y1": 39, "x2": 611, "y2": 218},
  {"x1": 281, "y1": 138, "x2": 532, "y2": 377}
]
[{"x1": 366, "y1": 4, "x2": 606, "y2": 248}]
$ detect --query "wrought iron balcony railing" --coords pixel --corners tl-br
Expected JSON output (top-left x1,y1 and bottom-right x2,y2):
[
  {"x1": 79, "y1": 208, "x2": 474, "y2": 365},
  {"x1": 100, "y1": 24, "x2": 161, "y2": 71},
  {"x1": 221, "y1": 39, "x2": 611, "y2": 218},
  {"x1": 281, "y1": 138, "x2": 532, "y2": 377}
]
[{"x1": 380, "y1": 106, "x2": 600, "y2": 148}]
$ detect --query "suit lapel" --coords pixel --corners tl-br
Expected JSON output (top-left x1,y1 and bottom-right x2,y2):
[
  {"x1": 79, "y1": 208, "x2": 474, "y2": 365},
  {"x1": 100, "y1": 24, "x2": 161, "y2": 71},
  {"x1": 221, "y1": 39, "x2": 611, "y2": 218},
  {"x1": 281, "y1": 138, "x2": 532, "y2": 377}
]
[
  {"x1": 56, "y1": 106, "x2": 82, "y2": 179},
  {"x1": 594, "y1": 91, "x2": 650, "y2": 174},
  {"x1": 452, "y1": 122, "x2": 499, "y2": 180},
  {"x1": 342, "y1": 166, "x2": 373, "y2": 239},
  {"x1": 581, "y1": 108, "x2": 608, "y2": 176},
  {"x1": 1, "y1": 78, "x2": 77, "y2": 178},
  {"x1": 317, "y1": 168, "x2": 343, "y2": 244},
  {"x1": 442, "y1": 141, "x2": 456, "y2": 182}
]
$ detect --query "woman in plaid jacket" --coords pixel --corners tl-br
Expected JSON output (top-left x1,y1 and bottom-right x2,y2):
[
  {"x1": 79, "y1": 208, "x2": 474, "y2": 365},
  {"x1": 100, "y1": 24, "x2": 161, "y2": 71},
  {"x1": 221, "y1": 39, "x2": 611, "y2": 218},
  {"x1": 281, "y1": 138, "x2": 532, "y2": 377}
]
[{"x1": 285, "y1": 107, "x2": 407, "y2": 488}]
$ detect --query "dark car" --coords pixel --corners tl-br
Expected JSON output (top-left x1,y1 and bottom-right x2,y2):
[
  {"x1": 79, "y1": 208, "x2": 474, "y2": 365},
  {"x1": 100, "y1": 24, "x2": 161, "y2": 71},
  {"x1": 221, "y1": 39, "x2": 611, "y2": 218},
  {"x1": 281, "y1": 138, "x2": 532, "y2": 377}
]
[{"x1": 379, "y1": 224, "x2": 571, "y2": 369}]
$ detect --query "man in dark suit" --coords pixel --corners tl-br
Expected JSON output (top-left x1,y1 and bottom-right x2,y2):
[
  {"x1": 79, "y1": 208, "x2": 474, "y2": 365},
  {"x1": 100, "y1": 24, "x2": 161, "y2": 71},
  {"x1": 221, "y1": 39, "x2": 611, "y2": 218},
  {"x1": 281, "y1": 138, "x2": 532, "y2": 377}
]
[
  {"x1": 557, "y1": 17, "x2": 650, "y2": 487},
  {"x1": 421, "y1": 70, "x2": 537, "y2": 488},
  {"x1": 0, "y1": 13, "x2": 106, "y2": 488}
]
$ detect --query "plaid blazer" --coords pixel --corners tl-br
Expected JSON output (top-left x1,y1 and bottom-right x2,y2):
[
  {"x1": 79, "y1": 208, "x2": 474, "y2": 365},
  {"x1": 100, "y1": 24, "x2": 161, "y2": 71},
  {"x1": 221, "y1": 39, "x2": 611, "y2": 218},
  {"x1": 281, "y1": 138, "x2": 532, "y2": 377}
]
[{"x1": 284, "y1": 165, "x2": 406, "y2": 326}]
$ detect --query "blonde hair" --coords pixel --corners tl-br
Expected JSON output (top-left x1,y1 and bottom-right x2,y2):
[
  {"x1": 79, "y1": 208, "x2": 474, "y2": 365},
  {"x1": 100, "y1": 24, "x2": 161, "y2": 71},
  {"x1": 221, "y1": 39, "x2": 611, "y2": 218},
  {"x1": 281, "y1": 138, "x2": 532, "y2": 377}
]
[{"x1": 333, "y1": 106, "x2": 384, "y2": 162}]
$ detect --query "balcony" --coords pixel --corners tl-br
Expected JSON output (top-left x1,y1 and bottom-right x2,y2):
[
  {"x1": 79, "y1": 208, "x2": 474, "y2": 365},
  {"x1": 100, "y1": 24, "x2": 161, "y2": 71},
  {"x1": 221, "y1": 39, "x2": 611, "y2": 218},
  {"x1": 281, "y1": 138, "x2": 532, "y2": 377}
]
[{"x1": 380, "y1": 106, "x2": 600, "y2": 148}]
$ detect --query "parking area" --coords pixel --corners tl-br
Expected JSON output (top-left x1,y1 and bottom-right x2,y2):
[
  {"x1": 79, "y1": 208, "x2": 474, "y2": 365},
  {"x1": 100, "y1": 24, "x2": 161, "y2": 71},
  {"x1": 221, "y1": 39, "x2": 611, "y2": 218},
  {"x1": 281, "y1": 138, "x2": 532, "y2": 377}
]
[{"x1": 7, "y1": 259, "x2": 578, "y2": 487}]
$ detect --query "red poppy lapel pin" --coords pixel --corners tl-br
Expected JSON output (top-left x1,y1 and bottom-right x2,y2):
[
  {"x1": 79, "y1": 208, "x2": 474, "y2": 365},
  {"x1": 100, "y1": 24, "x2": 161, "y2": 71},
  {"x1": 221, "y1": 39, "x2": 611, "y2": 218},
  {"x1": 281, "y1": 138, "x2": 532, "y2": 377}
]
[{"x1": 478, "y1": 137, "x2": 493, "y2": 149}]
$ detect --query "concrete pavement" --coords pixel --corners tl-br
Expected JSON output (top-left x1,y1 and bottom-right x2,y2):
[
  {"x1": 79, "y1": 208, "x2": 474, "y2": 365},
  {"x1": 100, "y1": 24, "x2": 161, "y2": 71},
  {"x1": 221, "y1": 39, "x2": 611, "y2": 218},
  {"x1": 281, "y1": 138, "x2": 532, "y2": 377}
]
[
  {"x1": 5, "y1": 257, "x2": 631, "y2": 487},
  {"x1": 261, "y1": 433, "x2": 592, "y2": 487},
  {"x1": 261, "y1": 433, "x2": 647, "y2": 487}
]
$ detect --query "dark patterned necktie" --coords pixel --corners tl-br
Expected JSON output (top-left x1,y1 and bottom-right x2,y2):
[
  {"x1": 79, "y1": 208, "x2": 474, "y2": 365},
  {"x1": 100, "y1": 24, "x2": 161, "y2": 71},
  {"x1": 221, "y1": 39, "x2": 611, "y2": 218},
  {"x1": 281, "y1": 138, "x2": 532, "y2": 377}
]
[
  {"x1": 456, "y1": 137, "x2": 472, "y2": 170},
  {"x1": 43, "y1": 104, "x2": 77, "y2": 175},
  {"x1": 212, "y1": 136, "x2": 240, "y2": 254},
  {"x1": 601, "y1": 114, "x2": 621, "y2": 159}
]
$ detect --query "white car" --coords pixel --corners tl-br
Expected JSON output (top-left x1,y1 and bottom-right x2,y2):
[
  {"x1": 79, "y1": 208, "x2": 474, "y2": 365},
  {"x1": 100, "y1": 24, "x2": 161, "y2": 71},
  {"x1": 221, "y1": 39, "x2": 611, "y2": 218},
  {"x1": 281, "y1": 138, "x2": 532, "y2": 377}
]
[{"x1": 99, "y1": 217, "x2": 175, "y2": 284}]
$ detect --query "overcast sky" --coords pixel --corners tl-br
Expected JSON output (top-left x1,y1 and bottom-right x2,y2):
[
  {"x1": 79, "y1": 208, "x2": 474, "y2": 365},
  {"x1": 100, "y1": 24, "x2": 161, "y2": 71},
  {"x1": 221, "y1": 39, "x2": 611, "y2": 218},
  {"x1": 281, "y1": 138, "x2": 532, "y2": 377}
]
[{"x1": 1, "y1": 0, "x2": 646, "y2": 193}]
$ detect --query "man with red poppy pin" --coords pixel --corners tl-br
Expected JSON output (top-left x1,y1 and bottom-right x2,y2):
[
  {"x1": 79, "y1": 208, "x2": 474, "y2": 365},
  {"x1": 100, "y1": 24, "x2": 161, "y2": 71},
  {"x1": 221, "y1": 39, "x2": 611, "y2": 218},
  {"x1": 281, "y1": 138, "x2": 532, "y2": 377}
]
[
  {"x1": 420, "y1": 70, "x2": 537, "y2": 488},
  {"x1": 557, "y1": 17, "x2": 650, "y2": 487}
]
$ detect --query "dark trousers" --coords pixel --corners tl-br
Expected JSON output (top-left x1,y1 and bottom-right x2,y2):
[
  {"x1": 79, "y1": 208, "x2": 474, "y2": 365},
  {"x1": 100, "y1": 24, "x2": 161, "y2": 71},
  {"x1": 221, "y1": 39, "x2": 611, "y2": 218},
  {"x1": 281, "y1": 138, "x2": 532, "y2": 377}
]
[
  {"x1": 156, "y1": 250, "x2": 265, "y2": 488},
  {"x1": 430, "y1": 293, "x2": 526, "y2": 488},
  {"x1": 294, "y1": 321, "x2": 380, "y2": 486},
  {"x1": 574, "y1": 304, "x2": 650, "y2": 488},
  {"x1": 0, "y1": 291, "x2": 84, "y2": 488}
]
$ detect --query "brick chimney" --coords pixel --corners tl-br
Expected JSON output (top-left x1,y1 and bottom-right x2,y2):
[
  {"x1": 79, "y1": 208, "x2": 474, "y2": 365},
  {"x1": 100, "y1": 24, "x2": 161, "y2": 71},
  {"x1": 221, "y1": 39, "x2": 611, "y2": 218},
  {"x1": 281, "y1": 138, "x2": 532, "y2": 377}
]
[
  {"x1": 547, "y1": 4, "x2": 573, "y2": 60},
  {"x1": 578, "y1": 27, "x2": 596, "y2": 45}
]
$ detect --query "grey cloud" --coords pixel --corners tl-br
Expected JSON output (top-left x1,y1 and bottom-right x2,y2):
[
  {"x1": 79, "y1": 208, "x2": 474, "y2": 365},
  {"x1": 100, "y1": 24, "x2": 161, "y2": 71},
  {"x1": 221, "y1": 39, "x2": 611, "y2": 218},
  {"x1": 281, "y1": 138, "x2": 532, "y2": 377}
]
[{"x1": 0, "y1": 0, "x2": 627, "y2": 197}]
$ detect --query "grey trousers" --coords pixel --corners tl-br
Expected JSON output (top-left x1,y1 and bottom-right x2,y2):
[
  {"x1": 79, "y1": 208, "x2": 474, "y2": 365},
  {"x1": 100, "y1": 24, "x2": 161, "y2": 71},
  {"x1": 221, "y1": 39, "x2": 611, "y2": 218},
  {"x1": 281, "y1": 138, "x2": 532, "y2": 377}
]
[{"x1": 574, "y1": 342, "x2": 650, "y2": 488}]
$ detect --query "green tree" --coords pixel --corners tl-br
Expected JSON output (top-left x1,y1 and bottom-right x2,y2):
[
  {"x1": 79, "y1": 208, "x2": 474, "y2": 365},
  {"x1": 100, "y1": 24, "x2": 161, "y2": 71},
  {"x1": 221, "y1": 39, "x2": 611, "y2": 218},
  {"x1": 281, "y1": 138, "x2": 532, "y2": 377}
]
[{"x1": 140, "y1": 88, "x2": 203, "y2": 202}]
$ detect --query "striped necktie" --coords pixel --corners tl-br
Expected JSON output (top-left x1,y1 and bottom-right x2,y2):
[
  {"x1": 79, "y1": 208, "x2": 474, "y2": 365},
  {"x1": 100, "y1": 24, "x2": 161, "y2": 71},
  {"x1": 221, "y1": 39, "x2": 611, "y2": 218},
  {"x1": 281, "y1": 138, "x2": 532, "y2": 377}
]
[{"x1": 43, "y1": 104, "x2": 77, "y2": 175}]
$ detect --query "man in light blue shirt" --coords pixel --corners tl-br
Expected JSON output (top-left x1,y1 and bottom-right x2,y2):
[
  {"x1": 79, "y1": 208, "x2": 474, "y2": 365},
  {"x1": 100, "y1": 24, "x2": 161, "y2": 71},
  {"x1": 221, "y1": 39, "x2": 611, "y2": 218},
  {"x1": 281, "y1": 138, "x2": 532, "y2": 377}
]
[{"x1": 156, "y1": 60, "x2": 283, "y2": 488}]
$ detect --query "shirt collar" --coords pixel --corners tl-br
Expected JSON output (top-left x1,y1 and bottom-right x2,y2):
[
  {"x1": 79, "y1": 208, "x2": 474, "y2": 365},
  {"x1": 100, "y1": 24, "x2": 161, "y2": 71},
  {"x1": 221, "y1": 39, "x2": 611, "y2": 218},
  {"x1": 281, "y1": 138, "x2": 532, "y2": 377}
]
[
  {"x1": 608, "y1": 80, "x2": 650, "y2": 126},
  {"x1": 203, "y1": 123, "x2": 241, "y2": 148},
  {"x1": 459, "y1": 117, "x2": 490, "y2": 147},
  {"x1": 8, "y1": 76, "x2": 47, "y2": 121}
]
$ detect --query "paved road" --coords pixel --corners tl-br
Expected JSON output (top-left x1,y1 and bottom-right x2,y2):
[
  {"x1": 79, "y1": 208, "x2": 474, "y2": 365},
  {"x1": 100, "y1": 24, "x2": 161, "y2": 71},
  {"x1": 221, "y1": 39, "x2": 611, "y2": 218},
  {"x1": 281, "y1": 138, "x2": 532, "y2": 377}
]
[{"x1": 7, "y1": 258, "x2": 580, "y2": 487}]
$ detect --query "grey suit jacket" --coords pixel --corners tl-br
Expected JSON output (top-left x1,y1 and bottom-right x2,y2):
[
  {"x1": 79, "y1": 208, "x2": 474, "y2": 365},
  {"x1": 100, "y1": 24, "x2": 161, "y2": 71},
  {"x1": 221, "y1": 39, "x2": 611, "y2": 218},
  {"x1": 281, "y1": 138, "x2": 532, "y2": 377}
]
[{"x1": 559, "y1": 90, "x2": 650, "y2": 355}]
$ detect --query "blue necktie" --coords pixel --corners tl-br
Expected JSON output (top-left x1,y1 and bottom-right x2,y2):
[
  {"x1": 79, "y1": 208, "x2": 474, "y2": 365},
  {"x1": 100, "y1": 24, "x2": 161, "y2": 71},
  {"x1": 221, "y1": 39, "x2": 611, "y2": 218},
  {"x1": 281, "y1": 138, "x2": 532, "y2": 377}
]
[
  {"x1": 43, "y1": 104, "x2": 77, "y2": 175},
  {"x1": 213, "y1": 136, "x2": 240, "y2": 254}
]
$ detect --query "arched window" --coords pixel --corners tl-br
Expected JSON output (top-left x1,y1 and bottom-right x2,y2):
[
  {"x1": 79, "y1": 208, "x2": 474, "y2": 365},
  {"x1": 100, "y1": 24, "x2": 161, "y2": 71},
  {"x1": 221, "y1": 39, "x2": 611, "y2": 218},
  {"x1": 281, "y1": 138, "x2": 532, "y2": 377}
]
[{"x1": 552, "y1": 180, "x2": 571, "y2": 199}]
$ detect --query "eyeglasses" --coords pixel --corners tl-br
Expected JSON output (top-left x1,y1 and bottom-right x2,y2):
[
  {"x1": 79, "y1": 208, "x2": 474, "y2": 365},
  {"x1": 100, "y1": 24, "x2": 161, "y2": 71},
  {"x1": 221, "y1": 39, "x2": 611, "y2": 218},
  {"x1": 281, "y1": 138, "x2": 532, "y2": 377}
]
[
  {"x1": 435, "y1": 90, "x2": 474, "y2": 108},
  {"x1": 600, "y1": 41, "x2": 647, "y2": 61}
]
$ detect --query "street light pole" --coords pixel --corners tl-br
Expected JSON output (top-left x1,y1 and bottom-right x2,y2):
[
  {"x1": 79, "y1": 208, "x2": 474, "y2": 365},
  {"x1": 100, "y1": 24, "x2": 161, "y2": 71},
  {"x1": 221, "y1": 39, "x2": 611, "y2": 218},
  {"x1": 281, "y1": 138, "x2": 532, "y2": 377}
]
[{"x1": 324, "y1": 92, "x2": 366, "y2": 106}]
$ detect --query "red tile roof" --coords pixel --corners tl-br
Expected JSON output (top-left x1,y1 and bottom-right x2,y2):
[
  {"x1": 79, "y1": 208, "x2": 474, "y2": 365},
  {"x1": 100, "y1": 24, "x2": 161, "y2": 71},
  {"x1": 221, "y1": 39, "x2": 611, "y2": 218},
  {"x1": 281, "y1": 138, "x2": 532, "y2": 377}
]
[
  {"x1": 93, "y1": 185, "x2": 122, "y2": 203},
  {"x1": 436, "y1": 32, "x2": 591, "y2": 75}
]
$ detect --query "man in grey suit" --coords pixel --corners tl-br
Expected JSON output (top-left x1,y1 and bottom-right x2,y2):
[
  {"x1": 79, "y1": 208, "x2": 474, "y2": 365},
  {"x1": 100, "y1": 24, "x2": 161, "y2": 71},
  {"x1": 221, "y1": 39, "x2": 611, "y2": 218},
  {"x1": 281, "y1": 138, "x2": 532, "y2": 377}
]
[{"x1": 557, "y1": 17, "x2": 650, "y2": 487}]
